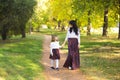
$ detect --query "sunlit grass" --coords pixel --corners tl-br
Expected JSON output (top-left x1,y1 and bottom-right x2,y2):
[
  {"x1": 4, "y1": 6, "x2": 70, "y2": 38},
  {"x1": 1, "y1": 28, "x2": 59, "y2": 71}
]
[
  {"x1": 55, "y1": 30, "x2": 120, "y2": 80},
  {"x1": 0, "y1": 33, "x2": 45, "y2": 80},
  {"x1": 39, "y1": 28, "x2": 66, "y2": 35},
  {"x1": 1, "y1": 29, "x2": 119, "y2": 80}
]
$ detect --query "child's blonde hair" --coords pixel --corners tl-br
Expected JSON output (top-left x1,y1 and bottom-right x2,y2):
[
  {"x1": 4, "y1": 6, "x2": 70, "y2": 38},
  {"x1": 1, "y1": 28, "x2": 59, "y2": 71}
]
[{"x1": 51, "y1": 35, "x2": 58, "y2": 42}]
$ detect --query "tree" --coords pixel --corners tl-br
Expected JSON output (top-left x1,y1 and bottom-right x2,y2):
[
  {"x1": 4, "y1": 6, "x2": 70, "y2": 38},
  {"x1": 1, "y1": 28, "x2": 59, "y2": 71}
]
[
  {"x1": 95, "y1": 0, "x2": 114, "y2": 37},
  {"x1": 49, "y1": 0, "x2": 73, "y2": 30},
  {"x1": 118, "y1": 21, "x2": 120, "y2": 39},
  {"x1": 72, "y1": 0, "x2": 99, "y2": 35},
  {"x1": 113, "y1": 0, "x2": 120, "y2": 39},
  {"x1": 15, "y1": 0, "x2": 36, "y2": 38},
  {"x1": 27, "y1": 0, "x2": 49, "y2": 32},
  {"x1": 0, "y1": 0, "x2": 36, "y2": 40},
  {"x1": 0, "y1": 0, "x2": 13, "y2": 40},
  {"x1": 102, "y1": 7, "x2": 108, "y2": 36},
  {"x1": 99, "y1": 0, "x2": 119, "y2": 37}
]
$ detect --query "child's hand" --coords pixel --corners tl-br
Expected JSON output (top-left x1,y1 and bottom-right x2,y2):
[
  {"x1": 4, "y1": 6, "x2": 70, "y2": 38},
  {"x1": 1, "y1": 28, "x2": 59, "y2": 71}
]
[
  {"x1": 50, "y1": 49, "x2": 53, "y2": 56},
  {"x1": 59, "y1": 46, "x2": 63, "y2": 49}
]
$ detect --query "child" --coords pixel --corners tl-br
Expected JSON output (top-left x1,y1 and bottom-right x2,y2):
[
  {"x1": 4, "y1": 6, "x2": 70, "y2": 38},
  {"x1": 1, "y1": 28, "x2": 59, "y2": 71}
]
[{"x1": 49, "y1": 35, "x2": 61, "y2": 71}]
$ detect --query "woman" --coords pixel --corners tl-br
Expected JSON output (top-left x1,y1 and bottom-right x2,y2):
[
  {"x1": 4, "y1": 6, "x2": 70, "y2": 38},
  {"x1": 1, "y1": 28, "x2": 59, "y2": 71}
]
[{"x1": 62, "y1": 20, "x2": 80, "y2": 70}]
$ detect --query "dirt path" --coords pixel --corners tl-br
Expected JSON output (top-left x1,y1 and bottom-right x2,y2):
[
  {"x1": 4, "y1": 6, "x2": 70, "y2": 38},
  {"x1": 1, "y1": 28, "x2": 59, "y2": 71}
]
[{"x1": 41, "y1": 35, "x2": 86, "y2": 80}]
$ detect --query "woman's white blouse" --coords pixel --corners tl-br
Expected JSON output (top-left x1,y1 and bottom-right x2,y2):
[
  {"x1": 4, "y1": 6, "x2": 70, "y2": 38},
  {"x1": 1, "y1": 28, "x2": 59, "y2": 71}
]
[{"x1": 65, "y1": 28, "x2": 80, "y2": 44}]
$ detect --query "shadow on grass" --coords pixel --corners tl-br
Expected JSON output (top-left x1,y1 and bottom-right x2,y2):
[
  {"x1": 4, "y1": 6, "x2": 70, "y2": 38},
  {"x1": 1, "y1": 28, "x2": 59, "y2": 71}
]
[
  {"x1": 79, "y1": 35, "x2": 120, "y2": 80},
  {"x1": 0, "y1": 34, "x2": 45, "y2": 80},
  {"x1": 81, "y1": 53, "x2": 120, "y2": 80}
]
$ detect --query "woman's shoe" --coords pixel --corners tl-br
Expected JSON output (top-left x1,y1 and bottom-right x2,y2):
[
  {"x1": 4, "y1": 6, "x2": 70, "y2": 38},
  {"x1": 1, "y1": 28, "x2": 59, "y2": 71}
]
[{"x1": 69, "y1": 67, "x2": 72, "y2": 70}]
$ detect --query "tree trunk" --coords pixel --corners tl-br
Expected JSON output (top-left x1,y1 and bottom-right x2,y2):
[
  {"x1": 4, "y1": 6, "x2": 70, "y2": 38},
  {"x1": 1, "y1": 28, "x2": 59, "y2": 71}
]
[
  {"x1": 37, "y1": 26, "x2": 40, "y2": 32},
  {"x1": 87, "y1": 10, "x2": 91, "y2": 36},
  {"x1": 1, "y1": 26, "x2": 8, "y2": 40},
  {"x1": 54, "y1": 26, "x2": 57, "y2": 30},
  {"x1": 102, "y1": 8, "x2": 108, "y2": 37},
  {"x1": 22, "y1": 30, "x2": 26, "y2": 38},
  {"x1": 58, "y1": 20, "x2": 61, "y2": 30},
  {"x1": 21, "y1": 25, "x2": 26, "y2": 38},
  {"x1": 118, "y1": 22, "x2": 120, "y2": 39},
  {"x1": 61, "y1": 24, "x2": 65, "y2": 31},
  {"x1": 21, "y1": 30, "x2": 26, "y2": 38}
]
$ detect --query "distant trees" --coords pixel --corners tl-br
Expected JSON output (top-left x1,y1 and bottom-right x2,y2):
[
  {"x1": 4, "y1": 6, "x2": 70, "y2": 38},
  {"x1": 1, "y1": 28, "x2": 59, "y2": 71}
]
[
  {"x1": 0, "y1": 0, "x2": 36, "y2": 40},
  {"x1": 0, "y1": 0, "x2": 119, "y2": 40},
  {"x1": 27, "y1": 0, "x2": 50, "y2": 33},
  {"x1": 97, "y1": 0, "x2": 114, "y2": 37},
  {"x1": 49, "y1": 0, "x2": 119, "y2": 38},
  {"x1": 72, "y1": 0, "x2": 96, "y2": 36},
  {"x1": 49, "y1": 0, "x2": 73, "y2": 30}
]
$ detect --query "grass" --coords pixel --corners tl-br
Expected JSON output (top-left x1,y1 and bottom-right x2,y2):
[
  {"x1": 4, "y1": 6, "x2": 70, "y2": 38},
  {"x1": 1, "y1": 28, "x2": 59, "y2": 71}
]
[
  {"x1": 0, "y1": 28, "x2": 120, "y2": 80},
  {"x1": 54, "y1": 29, "x2": 120, "y2": 80},
  {"x1": 80, "y1": 35, "x2": 120, "y2": 80},
  {"x1": 0, "y1": 33, "x2": 45, "y2": 80}
]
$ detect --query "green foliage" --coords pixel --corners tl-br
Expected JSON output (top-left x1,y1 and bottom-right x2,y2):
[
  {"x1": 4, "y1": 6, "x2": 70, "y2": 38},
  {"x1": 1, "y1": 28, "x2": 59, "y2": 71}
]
[
  {"x1": 39, "y1": 28, "x2": 66, "y2": 35},
  {"x1": 48, "y1": 0, "x2": 73, "y2": 29},
  {"x1": 27, "y1": 0, "x2": 50, "y2": 31},
  {"x1": 0, "y1": 34, "x2": 45, "y2": 80},
  {"x1": 0, "y1": 0, "x2": 119, "y2": 39},
  {"x1": 47, "y1": 0, "x2": 119, "y2": 30},
  {"x1": 50, "y1": 0, "x2": 72, "y2": 20},
  {"x1": 0, "y1": 0, "x2": 36, "y2": 40}
]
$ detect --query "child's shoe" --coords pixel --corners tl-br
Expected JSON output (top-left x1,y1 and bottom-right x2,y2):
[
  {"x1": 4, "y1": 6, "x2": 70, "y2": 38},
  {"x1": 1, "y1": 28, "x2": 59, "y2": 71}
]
[
  {"x1": 50, "y1": 67, "x2": 55, "y2": 69},
  {"x1": 56, "y1": 68, "x2": 59, "y2": 71}
]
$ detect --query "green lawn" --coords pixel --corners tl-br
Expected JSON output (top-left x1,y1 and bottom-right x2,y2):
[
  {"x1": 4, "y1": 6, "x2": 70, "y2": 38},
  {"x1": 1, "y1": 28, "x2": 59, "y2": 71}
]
[
  {"x1": 0, "y1": 33, "x2": 45, "y2": 80},
  {"x1": 80, "y1": 35, "x2": 120, "y2": 80},
  {"x1": 0, "y1": 29, "x2": 120, "y2": 80},
  {"x1": 57, "y1": 31, "x2": 120, "y2": 80}
]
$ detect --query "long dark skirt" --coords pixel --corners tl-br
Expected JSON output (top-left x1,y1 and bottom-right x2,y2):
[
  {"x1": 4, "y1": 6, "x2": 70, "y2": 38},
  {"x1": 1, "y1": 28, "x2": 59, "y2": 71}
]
[
  {"x1": 49, "y1": 49, "x2": 60, "y2": 60},
  {"x1": 63, "y1": 38, "x2": 80, "y2": 70}
]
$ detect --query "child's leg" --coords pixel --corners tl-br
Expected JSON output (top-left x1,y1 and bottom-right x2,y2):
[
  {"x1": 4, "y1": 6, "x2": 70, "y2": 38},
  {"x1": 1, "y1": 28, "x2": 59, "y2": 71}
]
[
  {"x1": 51, "y1": 59, "x2": 54, "y2": 67},
  {"x1": 50, "y1": 59, "x2": 55, "y2": 69},
  {"x1": 55, "y1": 59, "x2": 59, "y2": 68}
]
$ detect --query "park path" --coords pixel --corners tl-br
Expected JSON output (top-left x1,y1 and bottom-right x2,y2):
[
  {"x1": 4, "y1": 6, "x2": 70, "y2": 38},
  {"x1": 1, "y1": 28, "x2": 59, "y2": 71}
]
[{"x1": 41, "y1": 35, "x2": 86, "y2": 80}]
